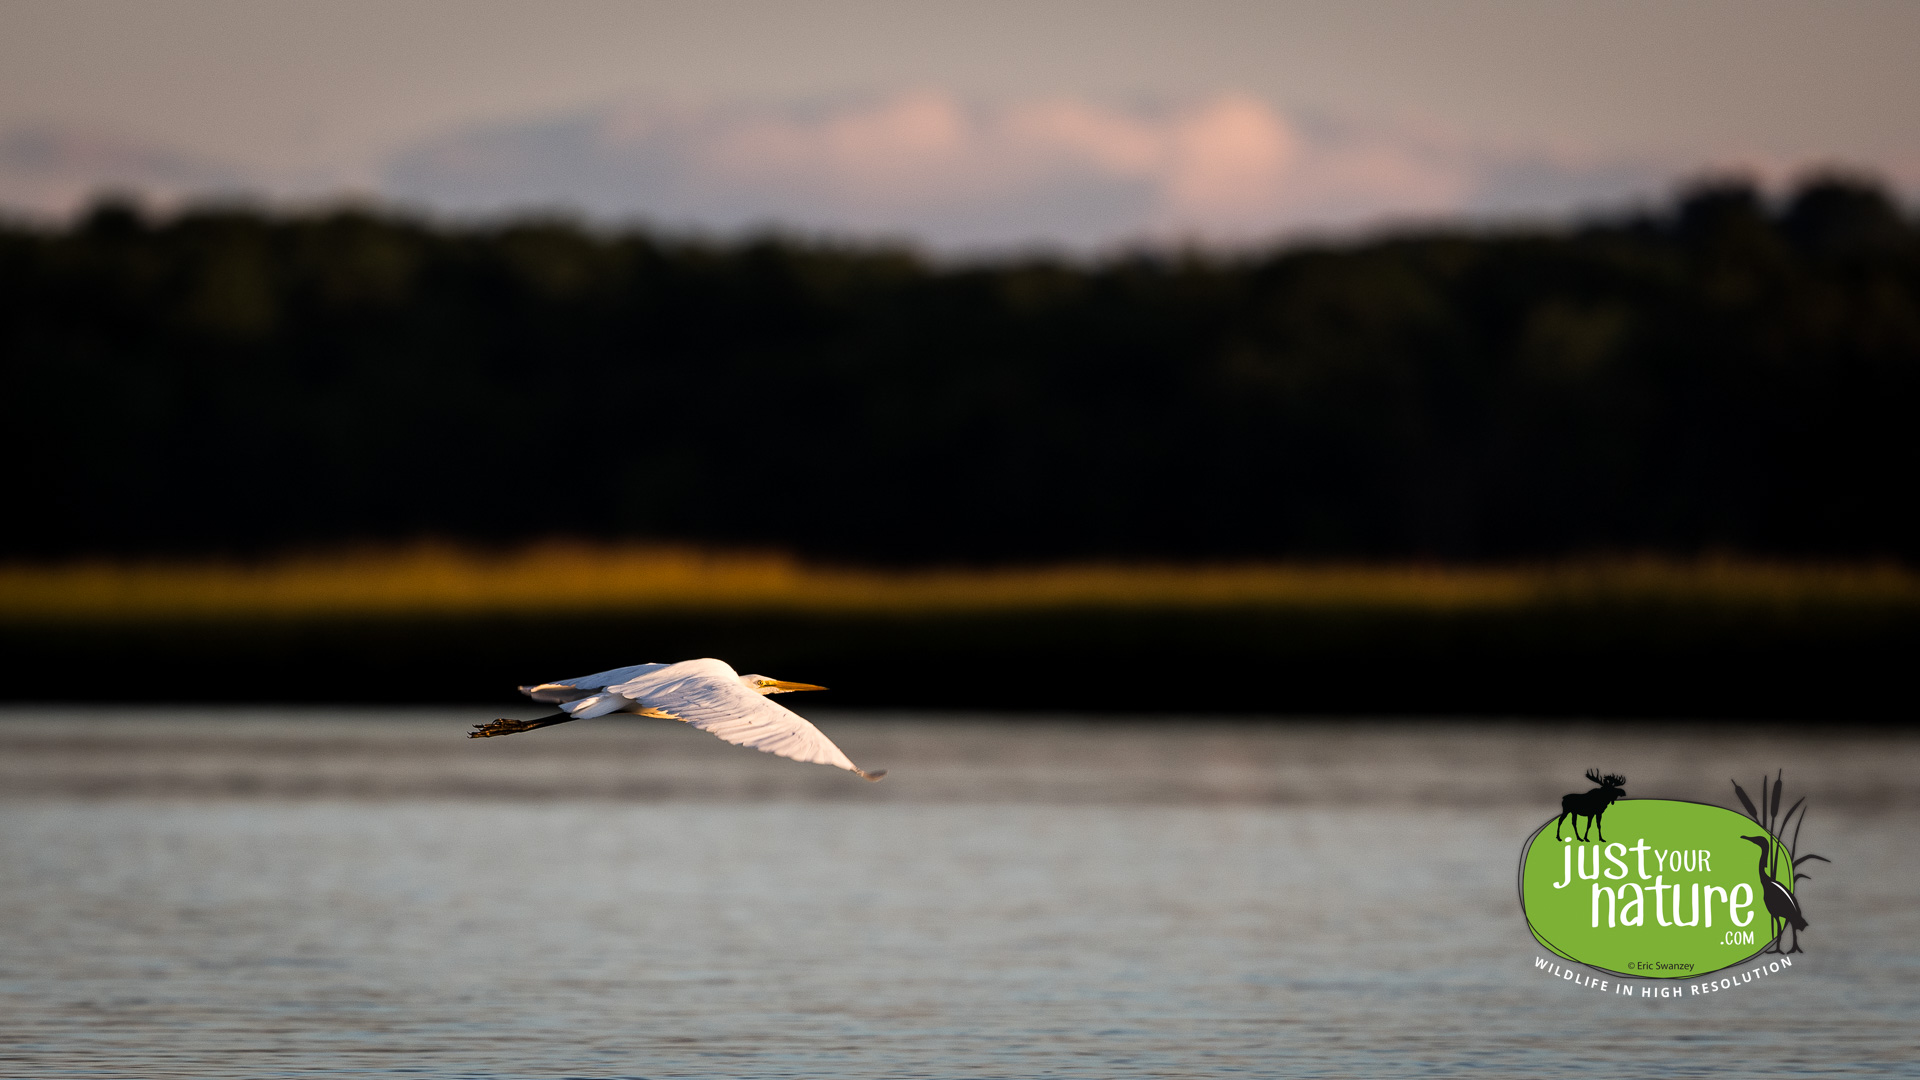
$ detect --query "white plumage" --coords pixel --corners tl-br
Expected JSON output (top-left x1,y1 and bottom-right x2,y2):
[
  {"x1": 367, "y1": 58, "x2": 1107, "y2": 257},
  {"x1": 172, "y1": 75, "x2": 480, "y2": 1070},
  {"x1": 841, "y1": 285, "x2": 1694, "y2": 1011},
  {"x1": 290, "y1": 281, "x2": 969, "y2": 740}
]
[{"x1": 469, "y1": 657, "x2": 883, "y2": 780}]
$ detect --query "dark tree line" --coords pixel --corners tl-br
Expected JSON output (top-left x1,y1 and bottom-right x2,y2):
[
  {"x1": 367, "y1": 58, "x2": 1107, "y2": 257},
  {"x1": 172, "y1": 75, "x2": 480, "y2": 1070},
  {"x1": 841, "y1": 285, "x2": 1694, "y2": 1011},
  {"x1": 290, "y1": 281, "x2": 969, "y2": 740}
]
[{"x1": 3, "y1": 179, "x2": 1917, "y2": 564}]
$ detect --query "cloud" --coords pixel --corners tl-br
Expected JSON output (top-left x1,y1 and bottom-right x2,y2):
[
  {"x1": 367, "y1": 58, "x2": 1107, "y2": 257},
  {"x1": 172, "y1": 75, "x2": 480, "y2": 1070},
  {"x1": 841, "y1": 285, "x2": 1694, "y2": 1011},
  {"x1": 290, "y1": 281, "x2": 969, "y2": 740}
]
[
  {"x1": 380, "y1": 92, "x2": 1673, "y2": 250},
  {"x1": 6, "y1": 92, "x2": 1911, "y2": 250},
  {"x1": 0, "y1": 126, "x2": 247, "y2": 217}
]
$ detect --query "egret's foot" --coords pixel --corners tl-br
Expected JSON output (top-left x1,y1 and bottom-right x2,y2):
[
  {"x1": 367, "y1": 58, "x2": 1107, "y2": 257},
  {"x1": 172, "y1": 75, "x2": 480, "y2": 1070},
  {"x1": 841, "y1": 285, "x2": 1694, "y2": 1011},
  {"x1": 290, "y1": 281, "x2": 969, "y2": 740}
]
[
  {"x1": 856, "y1": 769, "x2": 886, "y2": 782},
  {"x1": 468, "y1": 714, "x2": 573, "y2": 739}
]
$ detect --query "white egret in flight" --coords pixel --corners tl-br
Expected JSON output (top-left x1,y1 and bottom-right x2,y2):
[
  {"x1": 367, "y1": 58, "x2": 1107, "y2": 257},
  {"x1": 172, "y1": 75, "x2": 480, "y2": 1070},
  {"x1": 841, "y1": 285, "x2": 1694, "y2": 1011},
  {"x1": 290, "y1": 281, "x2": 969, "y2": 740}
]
[{"x1": 468, "y1": 657, "x2": 884, "y2": 780}]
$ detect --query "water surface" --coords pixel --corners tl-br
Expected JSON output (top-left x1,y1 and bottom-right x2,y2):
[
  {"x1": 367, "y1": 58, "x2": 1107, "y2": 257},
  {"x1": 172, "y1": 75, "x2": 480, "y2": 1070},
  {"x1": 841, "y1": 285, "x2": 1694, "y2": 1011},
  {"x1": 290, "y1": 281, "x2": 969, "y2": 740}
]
[{"x1": 2, "y1": 710, "x2": 1914, "y2": 1078}]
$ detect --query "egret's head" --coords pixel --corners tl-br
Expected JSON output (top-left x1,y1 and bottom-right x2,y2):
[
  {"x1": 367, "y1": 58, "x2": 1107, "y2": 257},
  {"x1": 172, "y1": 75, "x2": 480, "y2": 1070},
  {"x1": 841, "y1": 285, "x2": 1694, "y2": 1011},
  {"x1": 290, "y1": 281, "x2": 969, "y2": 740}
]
[
  {"x1": 745, "y1": 676, "x2": 828, "y2": 695},
  {"x1": 1741, "y1": 835, "x2": 1771, "y2": 850}
]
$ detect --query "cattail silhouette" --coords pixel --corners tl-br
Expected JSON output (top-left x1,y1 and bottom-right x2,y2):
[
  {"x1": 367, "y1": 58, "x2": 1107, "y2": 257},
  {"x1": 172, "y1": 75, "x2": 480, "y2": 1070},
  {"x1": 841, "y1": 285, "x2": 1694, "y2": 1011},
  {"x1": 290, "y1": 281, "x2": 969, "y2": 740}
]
[{"x1": 1731, "y1": 771, "x2": 1829, "y2": 954}]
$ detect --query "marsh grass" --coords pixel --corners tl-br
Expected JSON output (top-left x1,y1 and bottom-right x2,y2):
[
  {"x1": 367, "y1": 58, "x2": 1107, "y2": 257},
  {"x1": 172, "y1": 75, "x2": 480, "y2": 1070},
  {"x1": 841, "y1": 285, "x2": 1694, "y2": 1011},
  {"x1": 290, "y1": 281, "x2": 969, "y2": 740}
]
[{"x1": 4, "y1": 542, "x2": 1916, "y2": 622}]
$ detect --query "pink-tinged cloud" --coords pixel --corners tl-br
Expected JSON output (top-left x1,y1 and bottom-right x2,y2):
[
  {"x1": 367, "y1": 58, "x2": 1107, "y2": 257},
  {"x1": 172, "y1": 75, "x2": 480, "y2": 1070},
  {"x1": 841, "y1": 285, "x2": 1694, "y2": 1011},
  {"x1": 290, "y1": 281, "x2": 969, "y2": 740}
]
[
  {"x1": 681, "y1": 93, "x2": 1305, "y2": 226},
  {"x1": 695, "y1": 92, "x2": 997, "y2": 204},
  {"x1": 1158, "y1": 95, "x2": 1297, "y2": 220}
]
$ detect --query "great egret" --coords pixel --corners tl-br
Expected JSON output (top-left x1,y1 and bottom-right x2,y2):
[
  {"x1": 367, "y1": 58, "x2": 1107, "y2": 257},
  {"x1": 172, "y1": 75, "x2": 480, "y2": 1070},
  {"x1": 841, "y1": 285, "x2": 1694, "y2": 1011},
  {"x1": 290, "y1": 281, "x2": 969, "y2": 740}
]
[{"x1": 468, "y1": 657, "x2": 884, "y2": 780}]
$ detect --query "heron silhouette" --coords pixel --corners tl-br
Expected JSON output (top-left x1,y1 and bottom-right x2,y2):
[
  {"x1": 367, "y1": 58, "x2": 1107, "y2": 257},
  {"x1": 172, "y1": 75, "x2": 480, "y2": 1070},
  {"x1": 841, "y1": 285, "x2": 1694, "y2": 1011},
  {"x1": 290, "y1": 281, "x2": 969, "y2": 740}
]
[{"x1": 1741, "y1": 834, "x2": 1808, "y2": 954}]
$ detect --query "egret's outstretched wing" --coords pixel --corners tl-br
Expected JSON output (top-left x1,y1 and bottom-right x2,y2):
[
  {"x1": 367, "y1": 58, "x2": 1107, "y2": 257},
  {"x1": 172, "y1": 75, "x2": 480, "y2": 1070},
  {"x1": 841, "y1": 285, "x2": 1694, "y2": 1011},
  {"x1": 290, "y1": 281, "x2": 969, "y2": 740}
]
[
  {"x1": 520, "y1": 661, "x2": 670, "y2": 702},
  {"x1": 557, "y1": 692, "x2": 640, "y2": 719},
  {"x1": 607, "y1": 658, "x2": 881, "y2": 779}
]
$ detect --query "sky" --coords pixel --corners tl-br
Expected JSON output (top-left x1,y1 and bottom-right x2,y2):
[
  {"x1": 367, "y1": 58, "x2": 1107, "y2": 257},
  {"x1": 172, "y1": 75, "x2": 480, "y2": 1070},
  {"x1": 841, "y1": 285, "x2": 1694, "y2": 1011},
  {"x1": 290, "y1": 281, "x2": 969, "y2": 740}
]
[{"x1": 3, "y1": 0, "x2": 1917, "y2": 252}]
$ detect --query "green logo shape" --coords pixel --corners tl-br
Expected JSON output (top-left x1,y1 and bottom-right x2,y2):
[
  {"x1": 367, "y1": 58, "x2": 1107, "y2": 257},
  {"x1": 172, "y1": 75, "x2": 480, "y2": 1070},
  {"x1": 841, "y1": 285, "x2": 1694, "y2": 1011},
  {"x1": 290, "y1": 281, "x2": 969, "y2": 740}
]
[{"x1": 1519, "y1": 800, "x2": 1788, "y2": 978}]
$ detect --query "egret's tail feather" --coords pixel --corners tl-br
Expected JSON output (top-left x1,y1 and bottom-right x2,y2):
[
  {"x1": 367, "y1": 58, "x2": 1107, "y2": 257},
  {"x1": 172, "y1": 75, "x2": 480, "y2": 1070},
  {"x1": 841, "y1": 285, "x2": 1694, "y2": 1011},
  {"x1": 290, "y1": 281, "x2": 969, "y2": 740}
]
[{"x1": 468, "y1": 714, "x2": 576, "y2": 739}]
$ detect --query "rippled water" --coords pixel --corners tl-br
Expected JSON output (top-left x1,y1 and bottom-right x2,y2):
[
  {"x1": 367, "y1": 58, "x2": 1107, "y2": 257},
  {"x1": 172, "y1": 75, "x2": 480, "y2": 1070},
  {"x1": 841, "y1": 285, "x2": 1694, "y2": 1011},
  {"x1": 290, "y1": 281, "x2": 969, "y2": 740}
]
[{"x1": 2, "y1": 709, "x2": 1915, "y2": 1078}]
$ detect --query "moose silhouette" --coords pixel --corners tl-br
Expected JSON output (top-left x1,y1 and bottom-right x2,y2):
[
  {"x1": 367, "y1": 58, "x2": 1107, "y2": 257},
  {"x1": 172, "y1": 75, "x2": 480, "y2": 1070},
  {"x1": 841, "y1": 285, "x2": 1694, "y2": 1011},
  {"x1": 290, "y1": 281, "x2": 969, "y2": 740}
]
[{"x1": 1555, "y1": 769, "x2": 1626, "y2": 842}]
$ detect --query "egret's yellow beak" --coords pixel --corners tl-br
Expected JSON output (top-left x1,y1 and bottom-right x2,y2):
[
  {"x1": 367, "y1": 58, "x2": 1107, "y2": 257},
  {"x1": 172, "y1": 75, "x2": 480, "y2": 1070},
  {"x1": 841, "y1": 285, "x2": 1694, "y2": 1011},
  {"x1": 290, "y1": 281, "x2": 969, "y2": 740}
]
[{"x1": 758, "y1": 679, "x2": 828, "y2": 692}]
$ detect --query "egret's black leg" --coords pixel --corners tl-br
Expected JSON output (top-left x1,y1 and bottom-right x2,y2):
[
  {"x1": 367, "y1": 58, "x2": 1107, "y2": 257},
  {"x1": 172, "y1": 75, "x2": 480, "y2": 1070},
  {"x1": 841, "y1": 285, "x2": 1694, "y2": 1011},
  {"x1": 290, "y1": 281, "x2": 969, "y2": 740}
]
[{"x1": 468, "y1": 713, "x2": 577, "y2": 739}]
